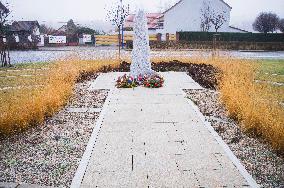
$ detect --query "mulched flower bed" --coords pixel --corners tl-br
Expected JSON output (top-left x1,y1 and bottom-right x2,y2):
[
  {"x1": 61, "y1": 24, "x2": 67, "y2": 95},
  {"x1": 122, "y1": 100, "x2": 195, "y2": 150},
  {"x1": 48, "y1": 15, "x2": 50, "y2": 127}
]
[
  {"x1": 184, "y1": 89, "x2": 284, "y2": 188},
  {"x1": 113, "y1": 60, "x2": 219, "y2": 90},
  {"x1": 0, "y1": 75, "x2": 109, "y2": 187}
]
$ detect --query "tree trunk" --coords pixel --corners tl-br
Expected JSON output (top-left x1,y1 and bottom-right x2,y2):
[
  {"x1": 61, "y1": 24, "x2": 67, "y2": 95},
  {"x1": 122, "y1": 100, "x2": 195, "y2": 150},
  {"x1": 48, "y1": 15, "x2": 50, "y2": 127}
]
[
  {"x1": 0, "y1": 43, "x2": 11, "y2": 67},
  {"x1": 7, "y1": 45, "x2": 10, "y2": 66},
  {"x1": 118, "y1": 26, "x2": 121, "y2": 60}
]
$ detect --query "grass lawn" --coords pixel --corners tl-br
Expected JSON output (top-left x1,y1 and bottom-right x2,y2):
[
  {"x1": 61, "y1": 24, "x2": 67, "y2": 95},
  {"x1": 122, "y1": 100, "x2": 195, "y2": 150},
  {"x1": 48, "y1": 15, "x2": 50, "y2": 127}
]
[
  {"x1": 255, "y1": 59, "x2": 284, "y2": 103},
  {"x1": 0, "y1": 62, "x2": 50, "y2": 89},
  {"x1": 4, "y1": 62, "x2": 50, "y2": 69},
  {"x1": 256, "y1": 59, "x2": 284, "y2": 83}
]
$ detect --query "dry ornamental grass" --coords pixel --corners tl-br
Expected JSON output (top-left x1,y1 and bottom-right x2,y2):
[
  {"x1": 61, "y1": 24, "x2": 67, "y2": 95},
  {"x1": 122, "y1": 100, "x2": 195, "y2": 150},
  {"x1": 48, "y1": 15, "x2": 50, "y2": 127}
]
[
  {"x1": 0, "y1": 56, "x2": 283, "y2": 153},
  {"x1": 0, "y1": 59, "x2": 120, "y2": 135}
]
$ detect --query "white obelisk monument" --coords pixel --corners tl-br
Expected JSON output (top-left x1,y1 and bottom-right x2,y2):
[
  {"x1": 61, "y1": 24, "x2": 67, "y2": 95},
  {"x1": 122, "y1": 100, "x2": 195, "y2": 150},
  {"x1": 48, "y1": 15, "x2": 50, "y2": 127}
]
[{"x1": 130, "y1": 10, "x2": 154, "y2": 78}]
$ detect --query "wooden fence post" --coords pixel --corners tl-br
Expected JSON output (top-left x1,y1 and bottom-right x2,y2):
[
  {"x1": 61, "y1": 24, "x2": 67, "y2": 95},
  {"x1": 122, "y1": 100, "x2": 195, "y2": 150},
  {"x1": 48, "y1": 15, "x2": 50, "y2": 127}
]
[
  {"x1": 176, "y1": 32, "x2": 179, "y2": 42},
  {"x1": 157, "y1": 33, "x2": 162, "y2": 42},
  {"x1": 166, "y1": 33, "x2": 169, "y2": 42}
]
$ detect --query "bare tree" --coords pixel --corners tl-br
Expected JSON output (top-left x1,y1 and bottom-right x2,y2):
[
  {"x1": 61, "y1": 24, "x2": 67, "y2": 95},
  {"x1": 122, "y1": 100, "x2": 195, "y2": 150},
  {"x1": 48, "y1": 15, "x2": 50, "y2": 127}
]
[
  {"x1": 279, "y1": 18, "x2": 284, "y2": 33},
  {"x1": 210, "y1": 10, "x2": 227, "y2": 32},
  {"x1": 0, "y1": 2, "x2": 11, "y2": 67},
  {"x1": 253, "y1": 12, "x2": 280, "y2": 33},
  {"x1": 200, "y1": 1, "x2": 212, "y2": 32},
  {"x1": 106, "y1": 1, "x2": 129, "y2": 59}
]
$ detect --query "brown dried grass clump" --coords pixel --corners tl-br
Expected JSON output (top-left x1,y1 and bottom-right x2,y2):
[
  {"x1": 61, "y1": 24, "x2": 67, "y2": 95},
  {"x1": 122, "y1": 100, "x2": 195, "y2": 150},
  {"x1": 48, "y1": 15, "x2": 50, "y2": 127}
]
[{"x1": 0, "y1": 59, "x2": 120, "y2": 135}]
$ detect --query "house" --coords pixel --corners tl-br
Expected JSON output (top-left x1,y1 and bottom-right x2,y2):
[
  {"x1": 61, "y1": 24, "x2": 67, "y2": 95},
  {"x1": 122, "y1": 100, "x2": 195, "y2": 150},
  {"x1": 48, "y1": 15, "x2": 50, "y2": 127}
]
[
  {"x1": 10, "y1": 21, "x2": 40, "y2": 36},
  {"x1": 9, "y1": 21, "x2": 40, "y2": 43},
  {"x1": 161, "y1": 0, "x2": 246, "y2": 33},
  {"x1": 8, "y1": 21, "x2": 41, "y2": 48},
  {"x1": 124, "y1": 0, "x2": 247, "y2": 34},
  {"x1": 50, "y1": 24, "x2": 80, "y2": 45}
]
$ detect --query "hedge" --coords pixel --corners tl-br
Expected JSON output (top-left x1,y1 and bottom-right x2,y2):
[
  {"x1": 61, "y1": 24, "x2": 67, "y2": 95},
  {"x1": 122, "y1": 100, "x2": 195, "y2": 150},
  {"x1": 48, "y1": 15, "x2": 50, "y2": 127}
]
[{"x1": 178, "y1": 32, "x2": 284, "y2": 42}]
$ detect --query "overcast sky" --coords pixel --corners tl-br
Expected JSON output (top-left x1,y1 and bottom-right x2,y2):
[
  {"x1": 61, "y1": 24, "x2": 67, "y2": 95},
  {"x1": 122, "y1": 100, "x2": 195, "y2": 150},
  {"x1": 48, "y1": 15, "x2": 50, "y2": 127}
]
[{"x1": 4, "y1": 0, "x2": 284, "y2": 31}]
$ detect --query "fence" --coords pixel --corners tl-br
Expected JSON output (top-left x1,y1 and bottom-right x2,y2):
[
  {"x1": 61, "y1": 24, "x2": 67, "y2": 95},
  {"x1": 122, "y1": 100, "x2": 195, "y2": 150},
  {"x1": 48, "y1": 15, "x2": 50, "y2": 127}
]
[
  {"x1": 95, "y1": 34, "x2": 176, "y2": 45},
  {"x1": 168, "y1": 34, "x2": 176, "y2": 41},
  {"x1": 149, "y1": 41, "x2": 284, "y2": 51}
]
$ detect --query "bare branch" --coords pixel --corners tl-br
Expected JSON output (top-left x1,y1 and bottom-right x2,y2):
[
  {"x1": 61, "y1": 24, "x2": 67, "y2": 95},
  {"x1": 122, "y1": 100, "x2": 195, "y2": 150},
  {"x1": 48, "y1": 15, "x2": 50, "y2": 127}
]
[
  {"x1": 200, "y1": 1, "x2": 212, "y2": 32},
  {"x1": 106, "y1": 3, "x2": 129, "y2": 30},
  {"x1": 210, "y1": 10, "x2": 227, "y2": 32}
]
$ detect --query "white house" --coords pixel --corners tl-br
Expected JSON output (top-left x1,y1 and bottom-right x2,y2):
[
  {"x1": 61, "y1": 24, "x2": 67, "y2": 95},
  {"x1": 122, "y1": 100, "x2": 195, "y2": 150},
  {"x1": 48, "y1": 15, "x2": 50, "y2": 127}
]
[
  {"x1": 124, "y1": 0, "x2": 247, "y2": 34},
  {"x1": 160, "y1": 0, "x2": 247, "y2": 33}
]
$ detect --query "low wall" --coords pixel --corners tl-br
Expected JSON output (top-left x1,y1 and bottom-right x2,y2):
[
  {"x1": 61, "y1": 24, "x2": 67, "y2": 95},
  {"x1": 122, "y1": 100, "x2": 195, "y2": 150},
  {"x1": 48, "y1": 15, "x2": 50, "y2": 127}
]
[{"x1": 148, "y1": 41, "x2": 284, "y2": 51}]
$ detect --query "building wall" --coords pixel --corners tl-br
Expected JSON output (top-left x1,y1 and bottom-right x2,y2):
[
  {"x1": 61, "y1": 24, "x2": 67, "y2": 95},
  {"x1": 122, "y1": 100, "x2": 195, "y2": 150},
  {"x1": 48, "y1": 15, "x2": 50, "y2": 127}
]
[{"x1": 163, "y1": 0, "x2": 236, "y2": 33}]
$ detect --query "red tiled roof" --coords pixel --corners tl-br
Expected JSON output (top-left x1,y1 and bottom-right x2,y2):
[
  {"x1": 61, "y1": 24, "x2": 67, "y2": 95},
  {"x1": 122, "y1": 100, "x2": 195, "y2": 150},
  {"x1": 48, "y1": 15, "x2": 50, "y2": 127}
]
[{"x1": 125, "y1": 13, "x2": 163, "y2": 29}]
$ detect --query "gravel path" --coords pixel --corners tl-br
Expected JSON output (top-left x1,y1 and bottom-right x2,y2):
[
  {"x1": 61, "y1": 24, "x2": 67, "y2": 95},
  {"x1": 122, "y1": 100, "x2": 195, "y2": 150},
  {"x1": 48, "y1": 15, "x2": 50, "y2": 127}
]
[
  {"x1": 184, "y1": 89, "x2": 284, "y2": 188},
  {"x1": 0, "y1": 76, "x2": 109, "y2": 187}
]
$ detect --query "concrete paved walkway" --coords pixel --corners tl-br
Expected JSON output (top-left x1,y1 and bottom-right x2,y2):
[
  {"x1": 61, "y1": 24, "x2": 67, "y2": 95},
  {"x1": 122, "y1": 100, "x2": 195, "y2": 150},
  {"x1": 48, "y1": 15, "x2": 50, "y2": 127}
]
[{"x1": 77, "y1": 72, "x2": 256, "y2": 187}]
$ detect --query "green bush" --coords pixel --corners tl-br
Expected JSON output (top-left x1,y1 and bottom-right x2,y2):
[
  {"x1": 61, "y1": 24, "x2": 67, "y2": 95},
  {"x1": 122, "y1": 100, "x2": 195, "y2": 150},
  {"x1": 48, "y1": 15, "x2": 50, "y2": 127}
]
[{"x1": 178, "y1": 32, "x2": 284, "y2": 42}]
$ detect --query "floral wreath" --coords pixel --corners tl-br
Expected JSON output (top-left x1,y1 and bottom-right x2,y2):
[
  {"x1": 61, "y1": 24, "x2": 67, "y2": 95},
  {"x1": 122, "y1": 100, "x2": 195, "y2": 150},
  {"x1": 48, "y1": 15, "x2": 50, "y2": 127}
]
[{"x1": 116, "y1": 74, "x2": 164, "y2": 88}]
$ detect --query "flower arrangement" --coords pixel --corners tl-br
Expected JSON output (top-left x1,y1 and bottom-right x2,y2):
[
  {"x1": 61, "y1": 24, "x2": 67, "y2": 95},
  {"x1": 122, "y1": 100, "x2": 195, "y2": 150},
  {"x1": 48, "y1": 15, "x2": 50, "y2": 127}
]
[
  {"x1": 116, "y1": 74, "x2": 137, "y2": 88},
  {"x1": 116, "y1": 74, "x2": 164, "y2": 88},
  {"x1": 136, "y1": 74, "x2": 148, "y2": 85},
  {"x1": 143, "y1": 74, "x2": 164, "y2": 88}
]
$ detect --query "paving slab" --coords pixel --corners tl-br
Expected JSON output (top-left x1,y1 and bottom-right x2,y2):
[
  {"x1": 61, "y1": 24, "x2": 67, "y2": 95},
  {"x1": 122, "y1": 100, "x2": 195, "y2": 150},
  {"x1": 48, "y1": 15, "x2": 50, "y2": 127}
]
[
  {"x1": 0, "y1": 183, "x2": 18, "y2": 188},
  {"x1": 0, "y1": 183, "x2": 56, "y2": 188},
  {"x1": 17, "y1": 184, "x2": 56, "y2": 188},
  {"x1": 74, "y1": 72, "x2": 258, "y2": 188}
]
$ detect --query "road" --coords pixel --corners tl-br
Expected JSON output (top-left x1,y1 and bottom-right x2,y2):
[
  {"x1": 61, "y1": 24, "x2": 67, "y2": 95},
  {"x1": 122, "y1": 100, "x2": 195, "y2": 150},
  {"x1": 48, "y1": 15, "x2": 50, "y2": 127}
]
[{"x1": 9, "y1": 46, "x2": 284, "y2": 64}]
